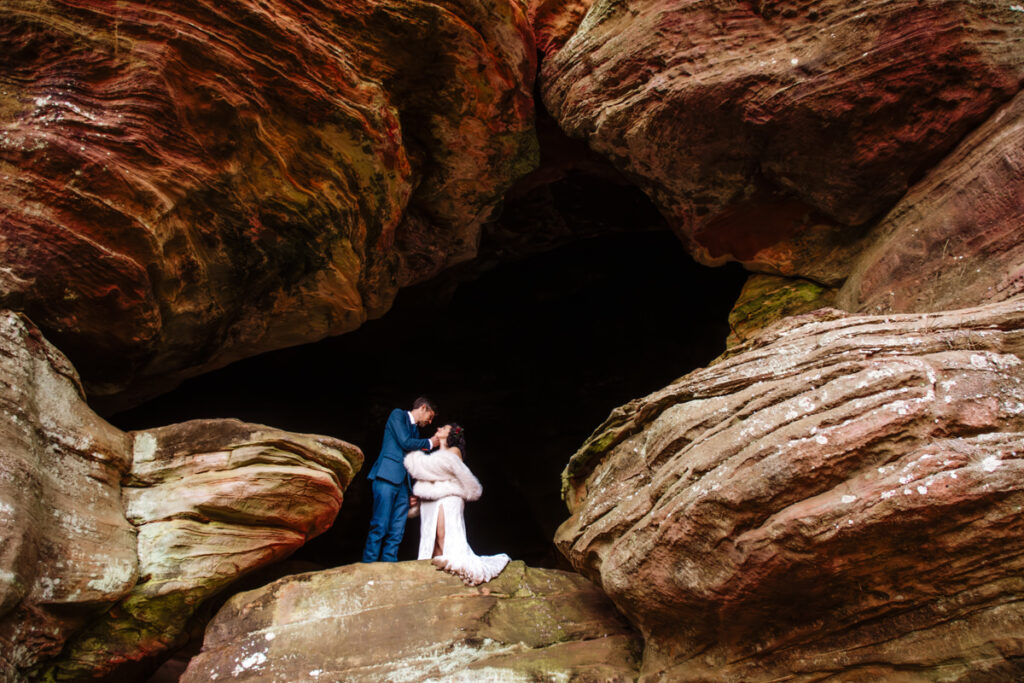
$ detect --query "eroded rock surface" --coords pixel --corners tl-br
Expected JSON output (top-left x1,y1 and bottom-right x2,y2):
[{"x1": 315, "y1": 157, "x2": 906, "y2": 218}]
[
  {"x1": 0, "y1": 310, "x2": 362, "y2": 680},
  {"x1": 528, "y1": 0, "x2": 596, "y2": 56},
  {"x1": 838, "y1": 89, "x2": 1024, "y2": 315},
  {"x1": 0, "y1": 0, "x2": 537, "y2": 407},
  {"x1": 39, "y1": 420, "x2": 362, "y2": 681},
  {"x1": 541, "y1": 0, "x2": 1024, "y2": 275},
  {"x1": 725, "y1": 273, "x2": 834, "y2": 350},
  {"x1": 181, "y1": 560, "x2": 640, "y2": 682},
  {"x1": 559, "y1": 297, "x2": 1024, "y2": 680},
  {"x1": 0, "y1": 311, "x2": 135, "y2": 679}
]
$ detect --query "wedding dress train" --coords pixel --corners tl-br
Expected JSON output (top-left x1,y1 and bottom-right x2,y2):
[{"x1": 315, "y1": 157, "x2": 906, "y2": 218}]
[
  {"x1": 418, "y1": 497, "x2": 509, "y2": 585},
  {"x1": 404, "y1": 448, "x2": 510, "y2": 586}
]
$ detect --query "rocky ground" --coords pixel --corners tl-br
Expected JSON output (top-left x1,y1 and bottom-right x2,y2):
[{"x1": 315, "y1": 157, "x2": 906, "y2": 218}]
[{"x1": 1, "y1": 0, "x2": 1023, "y2": 680}]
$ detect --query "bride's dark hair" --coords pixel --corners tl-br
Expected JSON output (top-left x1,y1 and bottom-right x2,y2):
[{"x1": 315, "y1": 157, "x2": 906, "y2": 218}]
[{"x1": 446, "y1": 423, "x2": 467, "y2": 460}]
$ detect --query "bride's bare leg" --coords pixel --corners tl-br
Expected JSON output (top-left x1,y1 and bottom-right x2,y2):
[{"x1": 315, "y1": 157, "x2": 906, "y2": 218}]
[{"x1": 432, "y1": 505, "x2": 446, "y2": 558}]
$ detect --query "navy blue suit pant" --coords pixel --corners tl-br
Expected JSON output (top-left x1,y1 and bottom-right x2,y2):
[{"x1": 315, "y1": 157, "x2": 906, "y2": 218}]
[{"x1": 362, "y1": 476, "x2": 410, "y2": 562}]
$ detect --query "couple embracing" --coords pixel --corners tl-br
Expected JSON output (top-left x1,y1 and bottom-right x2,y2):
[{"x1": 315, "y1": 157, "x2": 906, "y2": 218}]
[{"x1": 361, "y1": 397, "x2": 509, "y2": 585}]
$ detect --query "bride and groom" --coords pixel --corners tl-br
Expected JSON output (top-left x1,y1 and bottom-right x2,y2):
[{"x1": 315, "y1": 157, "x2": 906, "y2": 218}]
[{"x1": 361, "y1": 397, "x2": 509, "y2": 585}]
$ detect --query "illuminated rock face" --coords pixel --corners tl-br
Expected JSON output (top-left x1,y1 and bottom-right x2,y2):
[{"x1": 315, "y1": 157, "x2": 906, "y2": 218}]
[
  {"x1": 0, "y1": 311, "x2": 135, "y2": 680},
  {"x1": 180, "y1": 561, "x2": 641, "y2": 682},
  {"x1": 0, "y1": 311, "x2": 362, "y2": 681},
  {"x1": 0, "y1": 0, "x2": 537, "y2": 407},
  {"x1": 541, "y1": 0, "x2": 1024, "y2": 277},
  {"x1": 558, "y1": 297, "x2": 1024, "y2": 681}
]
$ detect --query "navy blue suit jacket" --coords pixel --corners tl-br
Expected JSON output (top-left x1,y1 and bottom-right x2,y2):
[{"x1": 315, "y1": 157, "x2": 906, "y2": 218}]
[{"x1": 367, "y1": 409, "x2": 432, "y2": 486}]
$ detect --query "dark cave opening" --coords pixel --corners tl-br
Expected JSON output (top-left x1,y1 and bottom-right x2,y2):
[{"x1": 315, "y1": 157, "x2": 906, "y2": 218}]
[{"x1": 111, "y1": 226, "x2": 747, "y2": 571}]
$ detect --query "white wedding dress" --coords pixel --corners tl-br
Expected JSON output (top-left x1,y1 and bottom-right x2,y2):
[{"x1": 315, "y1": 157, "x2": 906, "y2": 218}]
[{"x1": 404, "y1": 448, "x2": 510, "y2": 586}]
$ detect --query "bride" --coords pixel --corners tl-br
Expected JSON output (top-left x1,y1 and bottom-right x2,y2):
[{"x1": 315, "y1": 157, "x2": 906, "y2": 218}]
[{"x1": 404, "y1": 424, "x2": 510, "y2": 585}]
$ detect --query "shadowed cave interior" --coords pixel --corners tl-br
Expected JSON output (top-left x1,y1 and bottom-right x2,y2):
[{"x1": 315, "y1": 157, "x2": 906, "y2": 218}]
[{"x1": 110, "y1": 180, "x2": 748, "y2": 573}]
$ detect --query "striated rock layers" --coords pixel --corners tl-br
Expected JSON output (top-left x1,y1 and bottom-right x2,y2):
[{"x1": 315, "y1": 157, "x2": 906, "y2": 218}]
[
  {"x1": 181, "y1": 560, "x2": 641, "y2": 682},
  {"x1": 0, "y1": 310, "x2": 135, "y2": 681},
  {"x1": 837, "y1": 89, "x2": 1024, "y2": 315},
  {"x1": 0, "y1": 311, "x2": 362, "y2": 680},
  {"x1": 0, "y1": 0, "x2": 537, "y2": 407},
  {"x1": 558, "y1": 297, "x2": 1024, "y2": 680},
  {"x1": 541, "y1": 0, "x2": 1024, "y2": 279}
]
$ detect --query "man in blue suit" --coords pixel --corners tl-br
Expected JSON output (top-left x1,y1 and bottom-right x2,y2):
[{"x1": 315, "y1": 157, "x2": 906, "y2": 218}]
[{"x1": 362, "y1": 397, "x2": 448, "y2": 562}]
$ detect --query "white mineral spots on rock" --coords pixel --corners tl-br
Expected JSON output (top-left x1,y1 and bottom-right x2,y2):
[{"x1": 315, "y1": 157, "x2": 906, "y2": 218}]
[
  {"x1": 85, "y1": 560, "x2": 135, "y2": 594},
  {"x1": 231, "y1": 651, "x2": 267, "y2": 676},
  {"x1": 558, "y1": 297, "x2": 1024, "y2": 679},
  {"x1": 386, "y1": 638, "x2": 525, "y2": 683},
  {"x1": 133, "y1": 432, "x2": 157, "y2": 463}
]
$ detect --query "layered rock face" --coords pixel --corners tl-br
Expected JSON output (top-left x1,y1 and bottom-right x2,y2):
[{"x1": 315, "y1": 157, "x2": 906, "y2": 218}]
[
  {"x1": 0, "y1": 0, "x2": 537, "y2": 407},
  {"x1": 528, "y1": 0, "x2": 596, "y2": 56},
  {"x1": 837, "y1": 89, "x2": 1024, "y2": 315},
  {"x1": 558, "y1": 297, "x2": 1024, "y2": 680},
  {"x1": 41, "y1": 420, "x2": 362, "y2": 681},
  {"x1": 541, "y1": 0, "x2": 1024, "y2": 277},
  {"x1": 181, "y1": 561, "x2": 641, "y2": 682},
  {"x1": 0, "y1": 311, "x2": 135, "y2": 680},
  {"x1": 0, "y1": 311, "x2": 362, "y2": 680}
]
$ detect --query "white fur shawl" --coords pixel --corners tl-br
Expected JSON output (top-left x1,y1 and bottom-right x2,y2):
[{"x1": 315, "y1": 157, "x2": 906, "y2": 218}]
[{"x1": 404, "y1": 448, "x2": 482, "y2": 501}]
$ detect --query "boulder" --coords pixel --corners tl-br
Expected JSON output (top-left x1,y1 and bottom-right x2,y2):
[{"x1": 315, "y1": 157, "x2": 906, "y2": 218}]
[
  {"x1": 0, "y1": 310, "x2": 362, "y2": 680},
  {"x1": 0, "y1": 311, "x2": 135, "y2": 678},
  {"x1": 558, "y1": 297, "x2": 1024, "y2": 680},
  {"x1": 0, "y1": 0, "x2": 538, "y2": 408},
  {"x1": 181, "y1": 560, "x2": 641, "y2": 682},
  {"x1": 540, "y1": 0, "x2": 1024, "y2": 276},
  {"x1": 837, "y1": 89, "x2": 1024, "y2": 314},
  {"x1": 36, "y1": 420, "x2": 362, "y2": 681}
]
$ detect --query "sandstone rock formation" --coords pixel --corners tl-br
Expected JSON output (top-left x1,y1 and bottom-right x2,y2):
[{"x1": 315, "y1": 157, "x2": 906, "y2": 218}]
[
  {"x1": 0, "y1": 310, "x2": 135, "y2": 681},
  {"x1": 541, "y1": 0, "x2": 1024, "y2": 276},
  {"x1": 181, "y1": 560, "x2": 640, "y2": 682},
  {"x1": 725, "y1": 273, "x2": 834, "y2": 350},
  {"x1": 40, "y1": 420, "x2": 362, "y2": 681},
  {"x1": 528, "y1": 0, "x2": 596, "y2": 56},
  {"x1": 0, "y1": 0, "x2": 537, "y2": 408},
  {"x1": 558, "y1": 297, "x2": 1024, "y2": 680},
  {"x1": 837, "y1": 89, "x2": 1024, "y2": 315},
  {"x1": 0, "y1": 311, "x2": 362, "y2": 680}
]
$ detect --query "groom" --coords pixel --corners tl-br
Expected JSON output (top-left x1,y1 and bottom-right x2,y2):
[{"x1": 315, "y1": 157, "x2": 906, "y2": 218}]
[{"x1": 362, "y1": 397, "x2": 448, "y2": 563}]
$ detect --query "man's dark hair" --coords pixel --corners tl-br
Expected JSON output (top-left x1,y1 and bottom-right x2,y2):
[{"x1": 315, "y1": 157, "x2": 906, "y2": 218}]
[{"x1": 412, "y1": 397, "x2": 437, "y2": 412}]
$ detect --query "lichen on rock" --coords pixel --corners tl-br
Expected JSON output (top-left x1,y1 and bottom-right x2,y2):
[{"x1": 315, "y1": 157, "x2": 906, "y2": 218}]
[
  {"x1": 35, "y1": 420, "x2": 362, "y2": 681},
  {"x1": 0, "y1": 309, "x2": 363, "y2": 680},
  {"x1": 180, "y1": 560, "x2": 641, "y2": 682}
]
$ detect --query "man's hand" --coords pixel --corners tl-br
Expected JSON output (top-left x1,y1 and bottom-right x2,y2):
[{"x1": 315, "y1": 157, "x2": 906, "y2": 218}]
[{"x1": 409, "y1": 495, "x2": 419, "y2": 506}]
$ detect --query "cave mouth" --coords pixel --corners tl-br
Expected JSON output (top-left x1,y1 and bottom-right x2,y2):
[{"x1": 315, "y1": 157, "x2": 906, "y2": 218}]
[{"x1": 111, "y1": 228, "x2": 747, "y2": 570}]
